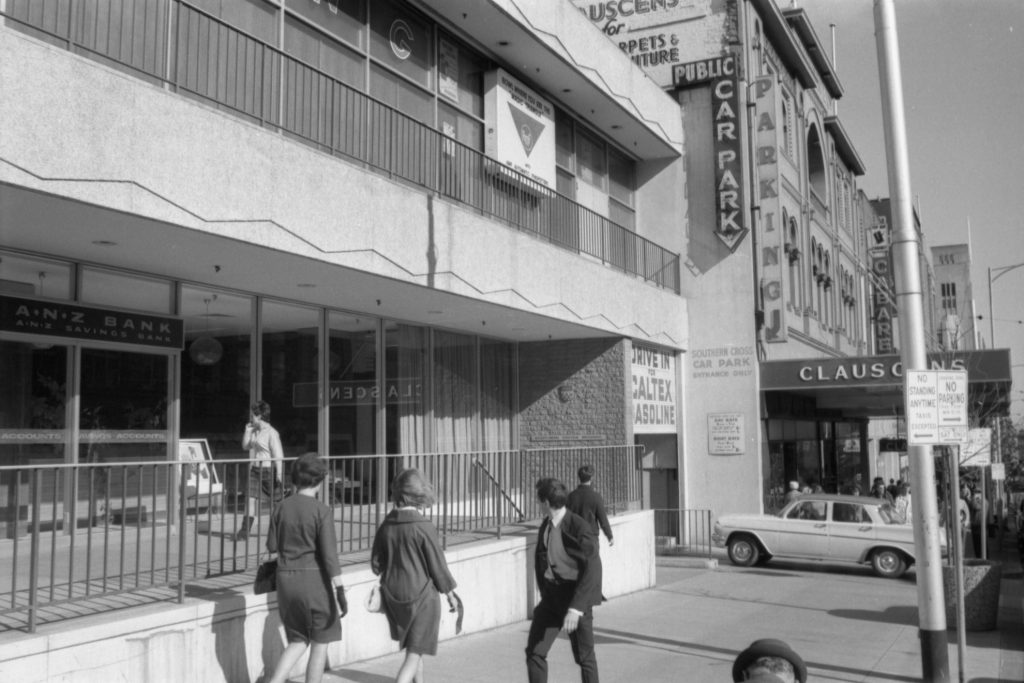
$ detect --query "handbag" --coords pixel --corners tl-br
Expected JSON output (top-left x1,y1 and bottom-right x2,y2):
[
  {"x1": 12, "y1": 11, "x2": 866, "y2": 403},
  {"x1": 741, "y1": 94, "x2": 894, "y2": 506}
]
[
  {"x1": 365, "y1": 581, "x2": 383, "y2": 613},
  {"x1": 254, "y1": 558, "x2": 278, "y2": 594}
]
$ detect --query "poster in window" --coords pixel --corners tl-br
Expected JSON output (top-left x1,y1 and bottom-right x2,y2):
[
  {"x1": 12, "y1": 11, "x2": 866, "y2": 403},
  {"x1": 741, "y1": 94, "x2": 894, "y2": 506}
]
[
  {"x1": 439, "y1": 38, "x2": 459, "y2": 103},
  {"x1": 178, "y1": 438, "x2": 222, "y2": 497}
]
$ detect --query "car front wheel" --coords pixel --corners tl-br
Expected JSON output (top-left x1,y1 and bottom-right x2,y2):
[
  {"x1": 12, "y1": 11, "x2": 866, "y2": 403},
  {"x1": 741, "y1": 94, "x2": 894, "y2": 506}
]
[
  {"x1": 727, "y1": 535, "x2": 761, "y2": 567},
  {"x1": 871, "y1": 548, "x2": 907, "y2": 579}
]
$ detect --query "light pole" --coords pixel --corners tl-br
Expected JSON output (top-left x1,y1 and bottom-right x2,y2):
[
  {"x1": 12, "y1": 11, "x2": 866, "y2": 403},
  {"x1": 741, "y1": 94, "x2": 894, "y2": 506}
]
[{"x1": 987, "y1": 262, "x2": 1024, "y2": 347}]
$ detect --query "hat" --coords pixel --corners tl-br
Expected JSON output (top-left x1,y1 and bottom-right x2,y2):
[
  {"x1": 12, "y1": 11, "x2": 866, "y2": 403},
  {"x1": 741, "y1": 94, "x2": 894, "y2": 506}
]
[{"x1": 732, "y1": 639, "x2": 807, "y2": 683}]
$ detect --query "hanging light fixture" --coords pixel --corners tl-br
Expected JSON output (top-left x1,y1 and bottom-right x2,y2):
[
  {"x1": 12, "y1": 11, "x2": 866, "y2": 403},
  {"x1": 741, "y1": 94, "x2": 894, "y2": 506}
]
[{"x1": 189, "y1": 296, "x2": 223, "y2": 366}]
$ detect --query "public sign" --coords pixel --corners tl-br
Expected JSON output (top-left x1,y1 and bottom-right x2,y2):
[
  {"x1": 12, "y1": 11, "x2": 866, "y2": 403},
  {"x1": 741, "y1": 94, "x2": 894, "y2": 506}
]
[
  {"x1": 905, "y1": 370, "x2": 967, "y2": 445},
  {"x1": 991, "y1": 462, "x2": 1005, "y2": 480},
  {"x1": 959, "y1": 428, "x2": 992, "y2": 467}
]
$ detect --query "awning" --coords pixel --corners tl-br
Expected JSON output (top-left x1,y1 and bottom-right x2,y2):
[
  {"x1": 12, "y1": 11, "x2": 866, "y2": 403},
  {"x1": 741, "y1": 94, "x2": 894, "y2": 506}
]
[{"x1": 760, "y1": 350, "x2": 1013, "y2": 418}]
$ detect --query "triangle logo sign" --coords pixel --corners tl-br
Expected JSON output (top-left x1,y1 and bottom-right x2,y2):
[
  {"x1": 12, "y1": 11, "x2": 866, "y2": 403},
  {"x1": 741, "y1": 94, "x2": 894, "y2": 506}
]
[{"x1": 508, "y1": 104, "x2": 546, "y2": 157}]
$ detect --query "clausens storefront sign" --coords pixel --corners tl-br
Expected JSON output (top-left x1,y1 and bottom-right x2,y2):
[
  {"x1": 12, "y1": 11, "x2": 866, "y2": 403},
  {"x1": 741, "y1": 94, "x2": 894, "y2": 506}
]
[
  {"x1": 0, "y1": 294, "x2": 183, "y2": 349},
  {"x1": 760, "y1": 350, "x2": 1011, "y2": 390}
]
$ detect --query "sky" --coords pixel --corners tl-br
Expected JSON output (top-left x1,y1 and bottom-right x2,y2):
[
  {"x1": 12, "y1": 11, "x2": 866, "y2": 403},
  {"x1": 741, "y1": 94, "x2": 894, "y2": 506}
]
[{"x1": 798, "y1": 0, "x2": 1024, "y2": 423}]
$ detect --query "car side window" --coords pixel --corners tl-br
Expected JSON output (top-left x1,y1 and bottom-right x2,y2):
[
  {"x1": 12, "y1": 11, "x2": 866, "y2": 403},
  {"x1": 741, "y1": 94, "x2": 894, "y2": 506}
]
[
  {"x1": 787, "y1": 501, "x2": 824, "y2": 521},
  {"x1": 833, "y1": 503, "x2": 869, "y2": 524}
]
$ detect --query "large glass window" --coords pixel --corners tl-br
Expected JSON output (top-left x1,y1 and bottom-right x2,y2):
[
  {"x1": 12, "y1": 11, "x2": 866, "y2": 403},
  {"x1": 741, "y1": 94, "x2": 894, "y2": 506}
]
[
  {"x1": 261, "y1": 299, "x2": 320, "y2": 461},
  {"x1": 0, "y1": 252, "x2": 73, "y2": 300},
  {"x1": 434, "y1": 331, "x2": 476, "y2": 452},
  {"x1": 287, "y1": 0, "x2": 365, "y2": 49},
  {"x1": 180, "y1": 286, "x2": 254, "y2": 491},
  {"x1": 369, "y1": 0, "x2": 432, "y2": 89},
  {"x1": 480, "y1": 339, "x2": 514, "y2": 450},
  {"x1": 0, "y1": 341, "x2": 68, "y2": 536},
  {"x1": 80, "y1": 267, "x2": 173, "y2": 314},
  {"x1": 385, "y1": 323, "x2": 427, "y2": 455}
]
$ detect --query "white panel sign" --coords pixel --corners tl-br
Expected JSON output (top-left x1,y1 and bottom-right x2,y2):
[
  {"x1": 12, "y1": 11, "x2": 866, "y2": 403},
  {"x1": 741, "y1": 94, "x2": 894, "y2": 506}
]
[
  {"x1": 708, "y1": 413, "x2": 744, "y2": 455},
  {"x1": 959, "y1": 428, "x2": 992, "y2": 467},
  {"x1": 906, "y1": 370, "x2": 968, "y2": 445},
  {"x1": 632, "y1": 344, "x2": 676, "y2": 434},
  {"x1": 483, "y1": 69, "x2": 556, "y2": 188}
]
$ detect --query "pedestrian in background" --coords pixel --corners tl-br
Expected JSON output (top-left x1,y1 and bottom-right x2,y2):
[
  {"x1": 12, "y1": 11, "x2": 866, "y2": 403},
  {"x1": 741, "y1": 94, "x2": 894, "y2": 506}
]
[
  {"x1": 263, "y1": 453, "x2": 346, "y2": 683},
  {"x1": 567, "y1": 464, "x2": 614, "y2": 546},
  {"x1": 372, "y1": 469, "x2": 458, "y2": 683},
  {"x1": 732, "y1": 638, "x2": 807, "y2": 683},
  {"x1": 526, "y1": 477, "x2": 603, "y2": 683},
  {"x1": 893, "y1": 482, "x2": 912, "y2": 525},
  {"x1": 784, "y1": 481, "x2": 801, "y2": 506},
  {"x1": 235, "y1": 400, "x2": 284, "y2": 541}
]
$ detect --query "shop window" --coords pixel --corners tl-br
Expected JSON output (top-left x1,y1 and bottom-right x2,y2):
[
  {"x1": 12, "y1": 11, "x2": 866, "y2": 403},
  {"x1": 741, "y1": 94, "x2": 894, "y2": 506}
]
[
  {"x1": 368, "y1": 0, "x2": 432, "y2": 90},
  {"x1": 286, "y1": 0, "x2": 365, "y2": 49},
  {"x1": 80, "y1": 267, "x2": 172, "y2": 314},
  {"x1": 434, "y1": 331, "x2": 477, "y2": 453},
  {"x1": 284, "y1": 15, "x2": 365, "y2": 88},
  {"x1": 180, "y1": 287, "x2": 254, "y2": 488},
  {"x1": 480, "y1": 339, "x2": 514, "y2": 451},
  {"x1": 436, "y1": 34, "x2": 485, "y2": 119},
  {"x1": 261, "y1": 299, "x2": 320, "y2": 460},
  {"x1": 0, "y1": 252, "x2": 72, "y2": 300},
  {"x1": 385, "y1": 323, "x2": 427, "y2": 455}
]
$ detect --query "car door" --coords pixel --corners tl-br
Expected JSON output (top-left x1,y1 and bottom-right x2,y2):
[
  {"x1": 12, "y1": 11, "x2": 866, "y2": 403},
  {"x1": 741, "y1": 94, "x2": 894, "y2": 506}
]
[
  {"x1": 774, "y1": 500, "x2": 829, "y2": 557},
  {"x1": 828, "y1": 501, "x2": 877, "y2": 561}
]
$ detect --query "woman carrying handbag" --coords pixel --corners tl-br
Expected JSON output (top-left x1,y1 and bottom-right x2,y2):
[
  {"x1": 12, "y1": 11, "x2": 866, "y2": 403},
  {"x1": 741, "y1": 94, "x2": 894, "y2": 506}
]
[
  {"x1": 371, "y1": 469, "x2": 458, "y2": 683},
  {"x1": 262, "y1": 453, "x2": 347, "y2": 683}
]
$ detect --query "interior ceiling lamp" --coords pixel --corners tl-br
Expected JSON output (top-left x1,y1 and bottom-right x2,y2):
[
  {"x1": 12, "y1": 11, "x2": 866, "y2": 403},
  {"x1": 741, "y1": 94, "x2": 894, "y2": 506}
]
[{"x1": 189, "y1": 296, "x2": 223, "y2": 366}]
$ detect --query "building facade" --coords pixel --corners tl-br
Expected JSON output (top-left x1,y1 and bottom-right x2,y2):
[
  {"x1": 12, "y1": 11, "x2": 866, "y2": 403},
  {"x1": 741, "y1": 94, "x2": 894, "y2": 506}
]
[{"x1": 0, "y1": 0, "x2": 692, "y2": 533}]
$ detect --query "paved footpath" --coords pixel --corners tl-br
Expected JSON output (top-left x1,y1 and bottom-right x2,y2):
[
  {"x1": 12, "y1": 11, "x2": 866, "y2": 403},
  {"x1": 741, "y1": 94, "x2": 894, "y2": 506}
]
[{"x1": 324, "y1": 536, "x2": 1023, "y2": 683}]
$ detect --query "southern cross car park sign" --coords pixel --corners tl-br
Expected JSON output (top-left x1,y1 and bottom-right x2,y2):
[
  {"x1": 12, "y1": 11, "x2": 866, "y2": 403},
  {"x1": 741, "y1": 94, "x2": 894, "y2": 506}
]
[{"x1": 905, "y1": 370, "x2": 968, "y2": 445}]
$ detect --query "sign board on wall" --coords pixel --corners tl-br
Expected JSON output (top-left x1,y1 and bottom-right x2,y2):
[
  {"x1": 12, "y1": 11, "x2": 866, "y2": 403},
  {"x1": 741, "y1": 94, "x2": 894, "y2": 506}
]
[
  {"x1": 632, "y1": 344, "x2": 676, "y2": 434},
  {"x1": 573, "y1": 0, "x2": 707, "y2": 88},
  {"x1": 710, "y1": 62, "x2": 746, "y2": 251},
  {"x1": 752, "y1": 75, "x2": 785, "y2": 342},
  {"x1": 483, "y1": 68, "x2": 556, "y2": 188},
  {"x1": 708, "y1": 413, "x2": 744, "y2": 454},
  {"x1": 0, "y1": 294, "x2": 184, "y2": 348}
]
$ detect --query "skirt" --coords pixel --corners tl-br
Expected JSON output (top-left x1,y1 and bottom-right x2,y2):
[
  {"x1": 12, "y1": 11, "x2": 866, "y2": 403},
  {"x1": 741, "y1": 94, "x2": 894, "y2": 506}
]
[
  {"x1": 246, "y1": 466, "x2": 281, "y2": 507},
  {"x1": 277, "y1": 568, "x2": 341, "y2": 645}
]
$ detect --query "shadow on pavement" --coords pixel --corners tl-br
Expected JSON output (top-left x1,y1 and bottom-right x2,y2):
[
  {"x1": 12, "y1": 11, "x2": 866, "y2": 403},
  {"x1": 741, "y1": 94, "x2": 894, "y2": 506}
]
[{"x1": 829, "y1": 605, "x2": 918, "y2": 626}]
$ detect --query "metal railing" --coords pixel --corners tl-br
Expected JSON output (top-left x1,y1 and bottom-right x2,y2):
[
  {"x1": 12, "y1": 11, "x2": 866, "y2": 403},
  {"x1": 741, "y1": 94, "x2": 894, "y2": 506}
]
[
  {"x1": 1, "y1": 0, "x2": 680, "y2": 293},
  {"x1": 653, "y1": 508, "x2": 713, "y2": 557},
  {"x1": 0, "y1": 445, "x2": 641, "y2": 632}
]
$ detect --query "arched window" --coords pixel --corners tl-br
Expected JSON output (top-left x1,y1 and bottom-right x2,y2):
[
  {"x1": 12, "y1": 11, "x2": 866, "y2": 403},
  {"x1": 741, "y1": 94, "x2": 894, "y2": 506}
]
[
  {"x1": 807, "y1": 125, "x2": 826, "y2": 200},
  {"x1": 822, "y1": 252, "x2": 831, "y2": 327},
  {"x1": 788, "y1": 216, "x2": 801, "y2": 312}
]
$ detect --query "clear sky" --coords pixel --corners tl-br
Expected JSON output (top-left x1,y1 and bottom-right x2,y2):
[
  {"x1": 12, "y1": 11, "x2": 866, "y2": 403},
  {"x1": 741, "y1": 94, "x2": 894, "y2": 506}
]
[{"x1": 798, "y1": 0, "x2": 1024, "y2": 423}]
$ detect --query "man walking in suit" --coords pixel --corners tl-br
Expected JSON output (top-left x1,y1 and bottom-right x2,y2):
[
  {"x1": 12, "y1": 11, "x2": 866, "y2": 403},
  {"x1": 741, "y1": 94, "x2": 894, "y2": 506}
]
[
  {"x1": 526, "y1": 477, "x2": 602, "y2": 683},
  {"x1": 567, "y1": 464, "x2": 614, "y2": 546}
]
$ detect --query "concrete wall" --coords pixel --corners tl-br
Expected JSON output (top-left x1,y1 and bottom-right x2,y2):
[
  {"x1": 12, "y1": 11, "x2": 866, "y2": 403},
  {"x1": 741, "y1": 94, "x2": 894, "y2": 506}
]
[
  {"x1": 0, "y1": 25, "x2": 687, "y2": 348},
  {"x1": 0, "y1": 511, "x2": 654, "y2": 683}
]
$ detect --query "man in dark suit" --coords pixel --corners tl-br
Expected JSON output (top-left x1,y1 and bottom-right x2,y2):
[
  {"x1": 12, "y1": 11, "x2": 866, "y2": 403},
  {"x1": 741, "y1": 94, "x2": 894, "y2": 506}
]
[
  {"x1": 567, "y1": 464, "x2": 614, "y2": 546},
  {"x1": 526, "y1": 477, "x2": 602, "y2": 683}
]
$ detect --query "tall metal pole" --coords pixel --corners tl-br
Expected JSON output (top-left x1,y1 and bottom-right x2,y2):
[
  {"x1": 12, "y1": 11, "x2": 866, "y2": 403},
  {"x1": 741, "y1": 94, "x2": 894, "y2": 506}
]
[
  {"x1": 873, "y1": 2, "x2": 949, "y2": 679},
  {"x1": 988, "y1": 267, "x2": 995, "y2": 349}
]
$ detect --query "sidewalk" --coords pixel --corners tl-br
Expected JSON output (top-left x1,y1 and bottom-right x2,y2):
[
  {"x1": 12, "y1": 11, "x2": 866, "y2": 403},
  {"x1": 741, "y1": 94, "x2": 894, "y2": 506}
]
[{"x1": 327, "y1": 533, "x2": 1023, "y2": 682}]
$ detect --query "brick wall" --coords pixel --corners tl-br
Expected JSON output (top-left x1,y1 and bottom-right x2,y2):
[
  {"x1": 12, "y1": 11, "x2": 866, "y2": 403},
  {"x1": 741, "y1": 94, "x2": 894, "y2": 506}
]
[{"x1": 518, "y1": 338, "x2": 629, "y2": 448}]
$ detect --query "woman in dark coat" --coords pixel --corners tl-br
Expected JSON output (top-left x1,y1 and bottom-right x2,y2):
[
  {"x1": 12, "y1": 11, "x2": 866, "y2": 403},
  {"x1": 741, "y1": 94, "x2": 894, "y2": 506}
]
[
  {"x1": 371, "y1": 469, "x2": 458, "y2": 683},
  {"x1": 264, "y1": 453, "x2": 347, "y2": 683}
]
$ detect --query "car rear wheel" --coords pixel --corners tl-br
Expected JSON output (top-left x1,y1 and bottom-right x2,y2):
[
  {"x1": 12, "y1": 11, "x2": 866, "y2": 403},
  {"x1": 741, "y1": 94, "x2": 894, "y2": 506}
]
[
  {"x1": 727, "y1": 535, "x2": 761, "y2": 567},
  {"x1": 871, "y1": 548, "x2": 907, "y2": 578}
]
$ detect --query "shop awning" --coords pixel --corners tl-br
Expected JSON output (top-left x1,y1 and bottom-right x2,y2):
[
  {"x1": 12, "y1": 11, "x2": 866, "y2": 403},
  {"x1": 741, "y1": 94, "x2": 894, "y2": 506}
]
[{"x1": 760, "y1": 350, "x2": 1013, "y2": 418}]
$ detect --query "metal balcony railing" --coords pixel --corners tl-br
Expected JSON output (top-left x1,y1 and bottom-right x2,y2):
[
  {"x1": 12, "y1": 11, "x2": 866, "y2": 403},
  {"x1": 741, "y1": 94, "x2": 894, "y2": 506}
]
[
  {"x1": 0, "y1": 445, "x2": 641, "y2": 632},
  {"x1": 2, "y1": 0, "x2": 681, "y2": 293}
]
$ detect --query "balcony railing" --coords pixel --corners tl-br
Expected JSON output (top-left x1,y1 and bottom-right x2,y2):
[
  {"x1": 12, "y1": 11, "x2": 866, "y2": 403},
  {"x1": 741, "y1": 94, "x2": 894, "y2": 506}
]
[
  {"x1": 2, "y1": 0, "x2": 680, "y2": 293},
  {"x1": 0, "y1": 445, "x2": 642, "y2": 632}
]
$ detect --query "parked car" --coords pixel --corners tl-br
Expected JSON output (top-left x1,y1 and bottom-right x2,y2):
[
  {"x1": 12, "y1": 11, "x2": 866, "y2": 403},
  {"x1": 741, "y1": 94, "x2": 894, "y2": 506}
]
[{"x1": 712, "y1": 494, "x2": 946, "y2": 578}]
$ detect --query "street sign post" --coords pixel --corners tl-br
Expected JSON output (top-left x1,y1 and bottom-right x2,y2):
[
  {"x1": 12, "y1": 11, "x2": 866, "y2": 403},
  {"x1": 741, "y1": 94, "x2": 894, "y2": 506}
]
[{"x1": 906, "y1": 370, "x2": 968, "y2": 445}]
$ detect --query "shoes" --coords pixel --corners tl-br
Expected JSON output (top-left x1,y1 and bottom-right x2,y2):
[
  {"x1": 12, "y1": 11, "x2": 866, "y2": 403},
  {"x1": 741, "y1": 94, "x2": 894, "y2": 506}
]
[{"x1": 232, "y1": 516, "x2": 254, "y2": 542}]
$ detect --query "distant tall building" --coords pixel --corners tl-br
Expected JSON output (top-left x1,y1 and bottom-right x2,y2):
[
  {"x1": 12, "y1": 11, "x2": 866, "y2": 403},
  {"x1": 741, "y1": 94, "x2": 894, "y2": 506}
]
[{"x1": 931, "y1": 243, "x2": 980, "y2": 350}]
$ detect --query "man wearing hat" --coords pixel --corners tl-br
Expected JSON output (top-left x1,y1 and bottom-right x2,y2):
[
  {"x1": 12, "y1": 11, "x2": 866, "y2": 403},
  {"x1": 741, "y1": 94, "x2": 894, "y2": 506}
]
[{"x1": 732, "y1": 638, "x2": 807, "y2": 683}]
